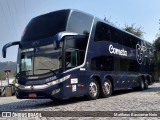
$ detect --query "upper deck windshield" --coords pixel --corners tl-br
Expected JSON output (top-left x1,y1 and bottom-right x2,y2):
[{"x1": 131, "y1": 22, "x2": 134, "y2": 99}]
[
  {"x1": 21, "y1": 10, "x2": 69, "y2": 42},
  {"x1": 21, "y1": 10, "x2": 93, "y2": 42},
  {"x1": 19, "y1": 44, "x2": 62, "y2": 76}
]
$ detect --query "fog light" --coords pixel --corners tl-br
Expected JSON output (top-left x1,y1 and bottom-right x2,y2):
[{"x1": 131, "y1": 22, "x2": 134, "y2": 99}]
[{"x1": 52, "y1": 88, "x2": 60, "y2": 95}]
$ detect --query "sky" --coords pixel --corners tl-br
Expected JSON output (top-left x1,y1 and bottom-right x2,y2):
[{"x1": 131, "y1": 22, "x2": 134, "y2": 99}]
[{"x1": 0, "y1": 0, "x2": 160, "y2": 62}]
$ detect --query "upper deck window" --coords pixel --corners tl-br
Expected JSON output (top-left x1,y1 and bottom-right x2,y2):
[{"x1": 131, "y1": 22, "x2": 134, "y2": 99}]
[
  {"x1": 94, "y1": 22, "x2": 122, "y2": 44},
  {"x1": 67, "y1": 11, "x2": 93, "y2": 35}
]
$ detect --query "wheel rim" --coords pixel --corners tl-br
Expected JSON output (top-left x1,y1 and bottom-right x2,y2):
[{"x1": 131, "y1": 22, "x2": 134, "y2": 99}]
[
  {"x1": 145, "y1": 80, "x2": 148, "y2": 87},
  {"x1": 103, "y1": 81, "x2": 111, "y2": 95},
  {"x1": 89, "y1": 82, "x2": 98, "y2": 97},
  {"x1": 141, "y1": 80, "x2": 144, "y2": 89}
]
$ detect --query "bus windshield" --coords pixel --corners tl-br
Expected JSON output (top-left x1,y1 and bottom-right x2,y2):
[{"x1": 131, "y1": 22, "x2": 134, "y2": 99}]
[{"x1": 19, "y1": 44, "x2": 62, "y2": 76}]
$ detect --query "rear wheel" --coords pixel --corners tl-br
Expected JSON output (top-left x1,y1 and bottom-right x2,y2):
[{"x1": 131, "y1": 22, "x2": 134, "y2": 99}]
[
  {"x1": 144, "y1": 79, "x2": 148, "y2": 89},
  {"x1": 87, "y1": 79, "x2": 100, "y2": 100},
  {"x1": 101, "y1": 79, "x2": 112, "y2": 98},
  {"x1": 139, "y1": 78, "x2": 145, "y2": 90}
]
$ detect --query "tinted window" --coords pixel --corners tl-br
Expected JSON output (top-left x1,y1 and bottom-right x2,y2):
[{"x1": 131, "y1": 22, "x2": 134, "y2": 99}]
[
  {"x1": 114, "y1": 57, "x2": 120, "y2": 71},
  {"x1": 22, "y1": 10, "x2": 70, "y2": 41},
  {"x1": 94, "y1": 22, "x2": 122, "y2": 44},
  {"x1": 91, "y1": 55, "x2": 140, "y2": 72},
  {"x1": 94, "y1": 22, "x2": 143, "y2": 49},
  {"x1": 91, "y1": 56, "x2": 113, "y2": 71},
  {"x1": 65, "y1": 36, "x2": 88, "y2": 70},
  {"x1": 122, "y1": 33, "x2": 141, "y2": 49},
  {"x1": 67, "y1": 11, "x2": 93, "y2": 35},
  {"x1": 120, "y1": 58, "x2": 138, "y2": 72},
  {"x1": 122, "y1": 33, "x2": 132, "y2": 48},
  {"x1": 94, "y1": 22, "x2": 111, "y2": 42},
  {"x1": 110, "y1": 27, "x2": 122, "y2": 44}
]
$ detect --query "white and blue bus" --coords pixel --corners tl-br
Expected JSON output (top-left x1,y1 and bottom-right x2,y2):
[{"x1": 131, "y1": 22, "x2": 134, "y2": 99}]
[{"x1": 2, "y1": 9, "x2": 154, "y2": 100}]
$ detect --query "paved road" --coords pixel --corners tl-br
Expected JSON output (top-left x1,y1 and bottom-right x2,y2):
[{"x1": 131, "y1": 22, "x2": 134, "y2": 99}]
[{"x1": 0, "y1": 83, "x2": 160, "y2": 120}]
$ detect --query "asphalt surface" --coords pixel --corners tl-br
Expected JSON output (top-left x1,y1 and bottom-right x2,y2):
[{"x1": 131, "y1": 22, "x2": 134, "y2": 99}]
[{"x1": 0, "y1": 83, "x2": 160, "y2": 120}]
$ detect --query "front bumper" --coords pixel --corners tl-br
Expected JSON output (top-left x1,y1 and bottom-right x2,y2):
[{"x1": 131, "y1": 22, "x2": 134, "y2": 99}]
[
  {"x1": 15, "y1": 84, "x2": 63, "y2": 99},
  {"x1": 15, "y1": 75, "x2": 71, "y2": 99}
]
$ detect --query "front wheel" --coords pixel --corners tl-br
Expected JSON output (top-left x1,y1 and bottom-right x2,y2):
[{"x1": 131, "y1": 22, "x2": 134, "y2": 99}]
[
  {"x1": 87, "y1": 79, "x2": 100, "y2": 100},
  {"x1": 101, "y1": 79, "x2": 112, "y2": 98}
]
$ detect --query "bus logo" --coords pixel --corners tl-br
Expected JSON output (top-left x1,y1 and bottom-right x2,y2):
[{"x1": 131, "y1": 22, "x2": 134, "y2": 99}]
[
  {"x1": 136, "y1": 44, "x2": 147, "y2": 64},
  {"x1": 109, "y1": 44, "x2": 127, "y2": 57},
  {"x1": 32, "y1": 41, "x2": 40, "y2": 46}
]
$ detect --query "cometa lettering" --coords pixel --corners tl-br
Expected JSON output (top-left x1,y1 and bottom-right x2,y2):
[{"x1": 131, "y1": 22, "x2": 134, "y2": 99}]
[{"x1": 109, "y1": 44, "x2": 127, "y2": 56}]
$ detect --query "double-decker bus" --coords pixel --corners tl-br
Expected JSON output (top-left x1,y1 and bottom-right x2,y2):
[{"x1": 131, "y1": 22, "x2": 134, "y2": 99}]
[{"x1": 2, "y1": 9, "x2": 154, "y2": 100}]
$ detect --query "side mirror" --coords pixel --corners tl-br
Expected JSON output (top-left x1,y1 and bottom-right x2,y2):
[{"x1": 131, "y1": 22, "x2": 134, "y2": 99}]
[{"x1": 2, "y1": 41, "x2": 20, "y2": 58}]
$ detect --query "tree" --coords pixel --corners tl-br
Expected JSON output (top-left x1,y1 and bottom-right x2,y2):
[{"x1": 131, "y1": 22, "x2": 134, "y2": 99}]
[
  {"x1": 154, "y1": 19, "x2": 160, "y2": 81},
  {"x1": 154, "y1": 37, "x2": 160, "y2": 51},
  {"x1": 104, "y1": 16, "x2": 115, "y2": 26},
  {"x1": 104, "y1": 17, "x2": 145, "y2": 38},
  {"x1": 154, "y1": 19, "x2": 160, "y2": 51},
  {"x1": 123, "y1": 24, "x2": 145, "y2": 38}
]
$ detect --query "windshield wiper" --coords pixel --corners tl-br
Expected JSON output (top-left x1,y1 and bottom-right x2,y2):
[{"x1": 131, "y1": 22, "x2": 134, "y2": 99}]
[
  {"x1": 36, "y1": 68, "x2": 57, "y2": 75},
  {"x1": 16, "y1": 70, "x2": 32, "y2": 78}
]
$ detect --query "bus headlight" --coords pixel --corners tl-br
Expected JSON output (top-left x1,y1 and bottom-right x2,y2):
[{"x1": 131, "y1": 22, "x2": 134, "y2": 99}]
[
  {"x1": 47, "y1": 75, "x2": 71, "y2": 86},
  {"x1": 15, "y1": 75, "x2": 71, "y2": 90}
]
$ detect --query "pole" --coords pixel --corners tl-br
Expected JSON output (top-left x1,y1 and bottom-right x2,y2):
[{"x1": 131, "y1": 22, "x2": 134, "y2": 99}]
[
  {"x1": 7, "y1": 74, "x2": 9, "y2": 86},
  {"x1": 4, "y1": 70, "x2": 11, "y2": 86},
  {"x1": 0, "y1": 73, "x2": 2, "y2": 86}
]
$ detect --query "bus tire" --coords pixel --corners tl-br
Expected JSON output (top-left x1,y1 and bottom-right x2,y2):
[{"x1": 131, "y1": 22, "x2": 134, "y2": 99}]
[
  {"x1": 144, "y1": 79, "x2": 148, "y2": 89},
  {"x1": 87, "y1": 79, "x2": 100, "y2": 100},
  {"x1": 101, "y1": 79, "x2": 112, "y2": 98},
  {"x1": 139, "y1": 78, "x2": 145, "y2": 90}
]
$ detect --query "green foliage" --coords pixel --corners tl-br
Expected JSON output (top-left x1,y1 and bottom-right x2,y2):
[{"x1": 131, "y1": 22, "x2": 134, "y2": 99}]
[
  {"x1": 104, "y1": 16, "x2": 116, "y2": 26},
  {"x1": 104, "y1": 17, "x2": 145, "y2": 38},
  {"x1": 0, "y1": 73, "x2": 6, "y2": 80},
  {"x1": 154, "y1": 19, "x2": 160, "y2": 81},
  {"x1": 12, "y1": 79, "x2": 16, "y2": 86},
  {"x1": 154, "y1": 37, "x2": 160, "y2": 51},
  {"x1": 123, "y1": 24, "x2": 145, "y2": 38}
]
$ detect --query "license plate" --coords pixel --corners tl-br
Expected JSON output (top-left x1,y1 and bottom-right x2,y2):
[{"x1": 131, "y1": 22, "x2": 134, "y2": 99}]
[{"x1": 28, "y1": 93, "x2": 37, "y2": 98}]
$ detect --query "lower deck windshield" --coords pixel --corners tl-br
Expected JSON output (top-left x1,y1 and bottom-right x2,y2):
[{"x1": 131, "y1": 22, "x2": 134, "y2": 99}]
[
  {"x1": 18, "y1": 35, "x2": 88, "y2": 77},
  {"x1": 19, "y1": 44, "x2": 62, "y2": 76}
]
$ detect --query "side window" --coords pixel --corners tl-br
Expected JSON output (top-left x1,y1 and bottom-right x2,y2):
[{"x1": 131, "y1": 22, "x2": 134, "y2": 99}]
[
  {"x1": 122, "y1": 33, "x2": 141, "y2": 49},
  {"x1": 120, "y1": 58, "x2": 138, "y2": 72},
  {"x1": 128, "y1": 60, "x2": 138, "y2": 72},
  {"x1": 120, "y1": 58, "x2": 129, "y2": 71},
  {"x1": 65, "y1": 38, "x2": 79, "y2": 70},
  {"x1": 91, "y1": 56, "x2": 113, "y2": 71},
  {"x1": 94, "y1": 22, "x2": 123, "y2": 45},
  {"x1": 67, "y1": 11, "x2": 93, "y2": 35},
  {"x1": 110, "y1": 27, "x2": 122, "y2": 44},
  {"x1": 122, "y1": 33, "x2": 133, "y2": 48},
  {"x1": 94, "y1": 22, "x2": 111, "y2": 42},
  {"x1": 131, "y1": 38, "x2": 139, "y2": 49},
  {"x1": 114, "y1": 57, "x2": 120, "y2": 71},
  {"x1": 65, "y1": 36, "x2": 88, "y2": 70}
]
